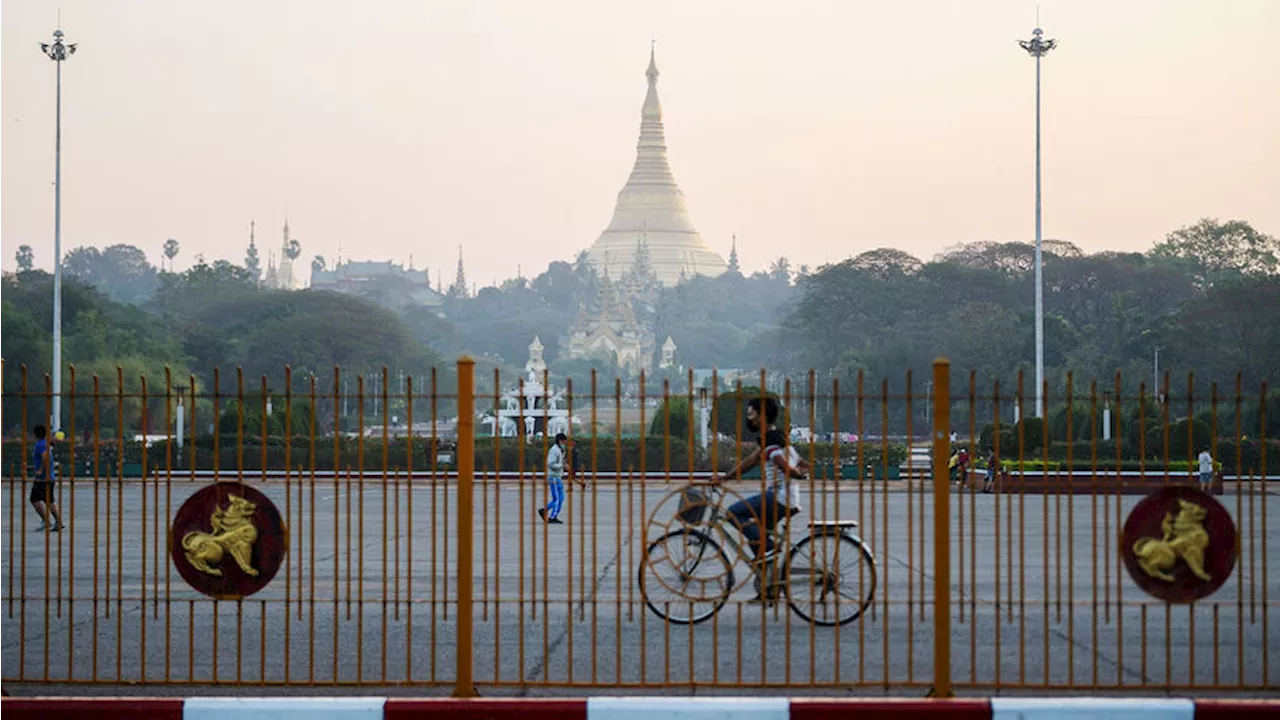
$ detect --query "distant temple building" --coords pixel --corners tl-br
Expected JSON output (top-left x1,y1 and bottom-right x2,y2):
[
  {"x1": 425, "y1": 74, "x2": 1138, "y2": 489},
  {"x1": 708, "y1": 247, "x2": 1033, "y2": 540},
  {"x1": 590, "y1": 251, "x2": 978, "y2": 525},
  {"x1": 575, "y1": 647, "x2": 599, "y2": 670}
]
[
  {"x1": 310, "y1": 259, "x2": 444, "y2": 311},
  {"x1": 564, "y1": 237, "x2": 666, "y2": 375},
  {"x1": 264, "y1": 219, "x2": 300, "y2": 291},
  {"x1": 659, "y1": 335, "x2": 678, "y2": 369},
  {"x1": 584, "y1": 46, "x2": 728, "y2": 286}
]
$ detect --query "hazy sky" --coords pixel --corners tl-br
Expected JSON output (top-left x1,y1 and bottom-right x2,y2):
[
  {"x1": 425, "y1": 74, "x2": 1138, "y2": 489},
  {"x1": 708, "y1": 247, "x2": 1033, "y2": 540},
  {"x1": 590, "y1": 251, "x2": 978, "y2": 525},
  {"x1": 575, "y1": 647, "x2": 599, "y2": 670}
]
[{"x1": 3, "y1": 0, "x2": 1278, "y2": 285}]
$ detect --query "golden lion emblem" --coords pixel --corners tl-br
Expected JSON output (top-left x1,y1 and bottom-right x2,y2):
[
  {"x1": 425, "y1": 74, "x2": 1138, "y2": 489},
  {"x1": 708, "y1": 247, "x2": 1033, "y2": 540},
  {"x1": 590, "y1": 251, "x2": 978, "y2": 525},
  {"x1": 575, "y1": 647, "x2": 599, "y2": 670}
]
[
  {"x1": 1132, "y1": 498, "x2": 1212, "y2": 583},
  {"x1": 181, "y1": 493, "x2": 259, "y2": 577}
]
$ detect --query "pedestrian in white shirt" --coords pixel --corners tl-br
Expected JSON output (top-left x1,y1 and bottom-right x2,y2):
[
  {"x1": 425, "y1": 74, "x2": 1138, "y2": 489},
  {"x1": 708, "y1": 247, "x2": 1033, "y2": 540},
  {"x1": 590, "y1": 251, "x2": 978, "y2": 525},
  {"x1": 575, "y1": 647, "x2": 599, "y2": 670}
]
[
  {"x1": 1198, "y1": 448, "x2": 1214, "y2": 492},
  {"x1": 539, "y1": 433, "x2": 567, "y2": 524}
]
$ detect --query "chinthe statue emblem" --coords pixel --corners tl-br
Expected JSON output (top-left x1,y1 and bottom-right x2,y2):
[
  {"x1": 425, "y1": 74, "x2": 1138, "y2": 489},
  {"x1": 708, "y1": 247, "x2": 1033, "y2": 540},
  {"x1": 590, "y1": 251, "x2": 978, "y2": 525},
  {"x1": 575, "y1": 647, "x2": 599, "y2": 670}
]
[
  {"x1": 171, "y1": 483, "x2": 286, "y2": 600},
  {"x1": 1132, "y1": 499, "x2": 1212, "y2": 583},
  {"x1": 1122, "y1": 486, "x2": 1235, "y2": 603},
  {"x1": 182, "y1": 493, "x2": 260, "y2": 577}
]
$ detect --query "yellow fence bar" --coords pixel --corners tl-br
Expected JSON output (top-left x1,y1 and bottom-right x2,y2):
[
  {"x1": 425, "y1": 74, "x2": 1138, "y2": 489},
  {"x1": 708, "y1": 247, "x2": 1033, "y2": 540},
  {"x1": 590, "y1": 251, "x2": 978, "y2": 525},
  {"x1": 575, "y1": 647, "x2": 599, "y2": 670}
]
[
  {"x1": 453, "y1": 356, "x2": 477, "y2": 697},
  {"x1": 931, "y1": 357, "x2": 952, "y2": 697}
]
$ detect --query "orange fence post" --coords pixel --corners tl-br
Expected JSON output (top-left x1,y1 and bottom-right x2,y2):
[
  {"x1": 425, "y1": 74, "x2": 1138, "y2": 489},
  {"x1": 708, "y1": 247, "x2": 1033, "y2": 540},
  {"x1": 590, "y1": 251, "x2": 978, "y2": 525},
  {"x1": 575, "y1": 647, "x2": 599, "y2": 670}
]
[
  {"x1": 453, "y1": 356, "x2": 478, "y2": 697},
  {"x1": 931, "y1": 357, "x2": 952, "y2": 697}
]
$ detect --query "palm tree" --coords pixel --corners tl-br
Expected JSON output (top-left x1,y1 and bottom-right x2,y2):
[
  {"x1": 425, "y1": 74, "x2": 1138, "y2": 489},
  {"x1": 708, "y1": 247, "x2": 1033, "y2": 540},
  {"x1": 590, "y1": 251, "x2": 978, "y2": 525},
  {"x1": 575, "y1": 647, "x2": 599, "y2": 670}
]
[
  {"x1": 311, "y1": 255, "x2": 326, "y2": 274},
  {"x1": 15, "y1": 245, "x2": 34, "y2": 272},
  {"x1": 285, "y1": 239, "x2": 302, "y2": 262},
  {"x1": 163, "y1": 238, "x2": 180, "y2": 272}
]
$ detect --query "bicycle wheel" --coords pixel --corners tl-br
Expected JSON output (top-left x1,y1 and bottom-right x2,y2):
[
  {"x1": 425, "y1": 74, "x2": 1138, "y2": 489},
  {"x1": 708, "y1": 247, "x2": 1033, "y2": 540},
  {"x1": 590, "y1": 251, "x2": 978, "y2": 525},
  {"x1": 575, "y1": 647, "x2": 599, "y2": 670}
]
[
  {"x1": 784, "y1": 531, "x2": 877, "y2": 626},
  {"x1": 639, "y1": 528, "x2": 735, "y2": 625}
]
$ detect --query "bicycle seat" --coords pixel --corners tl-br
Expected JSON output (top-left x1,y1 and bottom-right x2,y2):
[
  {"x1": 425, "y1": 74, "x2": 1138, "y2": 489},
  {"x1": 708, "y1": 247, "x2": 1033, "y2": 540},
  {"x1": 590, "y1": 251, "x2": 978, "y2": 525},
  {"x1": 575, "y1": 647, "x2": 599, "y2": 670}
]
[{"x1": 809, "y1": 520, "x2": 858, "y2": 529}]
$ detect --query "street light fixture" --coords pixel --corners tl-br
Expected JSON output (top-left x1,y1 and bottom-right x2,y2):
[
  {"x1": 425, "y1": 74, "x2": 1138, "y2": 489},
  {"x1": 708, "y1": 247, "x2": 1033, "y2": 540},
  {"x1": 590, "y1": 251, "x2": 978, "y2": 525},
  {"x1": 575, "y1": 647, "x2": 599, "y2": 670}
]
[
  {"x1": 1020, "y1": 26, "x2": 1056, "y2": 418},
  {"x1": 41, "y1": 28, "x2": 77, "y2": 433},
  {"x1": 175, "y1": 385, "x2": 188, "y2": 449},
  {"x1": 1102, "y1": 390, "x2": 1112, "y2": 442}
]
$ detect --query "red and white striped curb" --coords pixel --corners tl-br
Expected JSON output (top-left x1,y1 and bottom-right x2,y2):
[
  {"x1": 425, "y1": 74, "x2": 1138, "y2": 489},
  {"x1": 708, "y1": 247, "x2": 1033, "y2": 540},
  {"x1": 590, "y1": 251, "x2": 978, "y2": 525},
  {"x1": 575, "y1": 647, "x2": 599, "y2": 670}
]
[{"x1": 2, "y1": 696, "x2": 1277, "y2": 719}]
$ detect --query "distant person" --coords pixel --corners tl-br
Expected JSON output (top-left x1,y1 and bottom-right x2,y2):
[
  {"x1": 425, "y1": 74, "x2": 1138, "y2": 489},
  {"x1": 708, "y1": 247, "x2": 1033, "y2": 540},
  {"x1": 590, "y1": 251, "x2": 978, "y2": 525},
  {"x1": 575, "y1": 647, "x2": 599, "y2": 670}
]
[
  {"x1": 982, "y1": 450, "x2": 997, "y2": 494},
  {"x1": 1198, "y1": 447, "x2": 1214, "y2": 492},
  {"x1": 29, "y1": 425, "x2": 64, "y2": 532},
  {"x1": 539, "y1": 432, "x2": 567, "y2": 525}
]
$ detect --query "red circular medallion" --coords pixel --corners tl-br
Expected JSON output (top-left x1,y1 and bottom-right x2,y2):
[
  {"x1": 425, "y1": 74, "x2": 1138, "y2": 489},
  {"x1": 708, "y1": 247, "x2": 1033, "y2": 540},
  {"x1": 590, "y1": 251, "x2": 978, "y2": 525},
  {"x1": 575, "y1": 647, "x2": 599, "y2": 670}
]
[
  {"x1": 1121, "y1": 486, "x2": 1236, "y2": 603},
  {"x1": 170, "y1": 482, "x2": 287, "y2": 599}
]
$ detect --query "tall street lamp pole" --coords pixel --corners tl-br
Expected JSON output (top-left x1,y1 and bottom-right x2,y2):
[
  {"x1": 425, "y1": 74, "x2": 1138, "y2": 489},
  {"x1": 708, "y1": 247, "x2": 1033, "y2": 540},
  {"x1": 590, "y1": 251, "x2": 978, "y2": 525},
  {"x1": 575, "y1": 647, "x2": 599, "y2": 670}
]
[
  {"x1": 41, "y1": 28, "x2": 77, "y2": 432},
  {"x1": 1020, "y1": 26, "x2": 1055, "y2": 418}
]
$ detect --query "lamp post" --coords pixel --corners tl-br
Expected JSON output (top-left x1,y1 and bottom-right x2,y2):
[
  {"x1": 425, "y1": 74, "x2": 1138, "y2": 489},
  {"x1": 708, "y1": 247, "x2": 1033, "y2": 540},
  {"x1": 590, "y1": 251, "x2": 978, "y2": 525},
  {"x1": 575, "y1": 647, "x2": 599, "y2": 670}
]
[
  {"x1": 41, "y1": 28, "x2": 77, "y2": 432},
  {"x1": 175, "y1": 385, "x2": 188, "y2": 449},
  {"x1": 1102, "y1": 391, "x2": 1112, "y2": 442},
  {"x1": 1020, "y1": 26, "x2": 1056, "y2": 418},
  {"x1": 1141, "y1": 329, "x2": 1161, "y2": 404},
  {"x1": 1153, "y1": 345, "x2": 1161, "y2": 404}
]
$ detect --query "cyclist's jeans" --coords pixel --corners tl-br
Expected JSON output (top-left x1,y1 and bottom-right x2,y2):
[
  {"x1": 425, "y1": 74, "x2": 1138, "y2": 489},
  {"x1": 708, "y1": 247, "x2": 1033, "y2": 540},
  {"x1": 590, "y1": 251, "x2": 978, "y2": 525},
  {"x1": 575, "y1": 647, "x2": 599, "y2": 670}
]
[{"x1": 728, "y1": 489, "x2": 784, "y2": 557}]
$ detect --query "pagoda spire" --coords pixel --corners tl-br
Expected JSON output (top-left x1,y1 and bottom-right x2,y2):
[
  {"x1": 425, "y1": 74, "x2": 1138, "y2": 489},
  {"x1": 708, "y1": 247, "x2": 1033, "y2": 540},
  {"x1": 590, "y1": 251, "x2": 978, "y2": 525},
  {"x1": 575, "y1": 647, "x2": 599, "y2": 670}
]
[
  {"x1": 584, "y1": 44, "x2": 728, "y2": 286},
  {"x1": 278, "y1": 217, "x2": 295, "y2": 290},
  {"x1": 450, "y1": 244, "x2": 468, "y2": 298},
  {"x1": 727, "y1": 234, "x2": 740, "y2": 273},
  {"x1": 632, "y1": 222, "x2": 654, "y2": 281},
  {"x1": 245, "y1": 220, "x2": 262, "y2": 281}
]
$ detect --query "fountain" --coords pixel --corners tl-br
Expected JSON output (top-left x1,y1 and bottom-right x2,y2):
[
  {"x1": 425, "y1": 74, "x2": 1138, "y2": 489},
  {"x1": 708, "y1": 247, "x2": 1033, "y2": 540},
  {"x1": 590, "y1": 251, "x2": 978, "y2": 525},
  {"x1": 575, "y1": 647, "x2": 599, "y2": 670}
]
[{"x1": 482, "y1": 336, "x2": 572, "y2": 440}]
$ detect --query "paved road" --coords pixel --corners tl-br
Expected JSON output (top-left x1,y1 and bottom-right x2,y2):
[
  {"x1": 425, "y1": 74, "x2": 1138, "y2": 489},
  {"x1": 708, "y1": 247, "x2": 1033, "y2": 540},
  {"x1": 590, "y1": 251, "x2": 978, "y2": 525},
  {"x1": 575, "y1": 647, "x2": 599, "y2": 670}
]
[{"x1": 2, "y1": 477, "x2": 1278, "y2": 694}]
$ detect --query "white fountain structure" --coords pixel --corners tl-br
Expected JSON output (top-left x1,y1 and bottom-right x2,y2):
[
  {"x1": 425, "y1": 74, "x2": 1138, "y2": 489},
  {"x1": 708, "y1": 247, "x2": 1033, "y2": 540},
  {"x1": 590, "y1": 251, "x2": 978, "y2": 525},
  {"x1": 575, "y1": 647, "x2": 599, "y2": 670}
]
[{"x1": 483, "y1": 336, "x2": 572, "y2": 440}]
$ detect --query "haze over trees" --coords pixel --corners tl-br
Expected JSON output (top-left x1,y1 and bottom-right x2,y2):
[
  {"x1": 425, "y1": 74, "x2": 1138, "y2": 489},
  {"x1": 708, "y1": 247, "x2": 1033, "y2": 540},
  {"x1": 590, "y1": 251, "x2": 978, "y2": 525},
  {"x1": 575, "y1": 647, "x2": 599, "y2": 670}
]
[{"x1": 3, "y1": 217, "x2": 1276, "y2": 436}]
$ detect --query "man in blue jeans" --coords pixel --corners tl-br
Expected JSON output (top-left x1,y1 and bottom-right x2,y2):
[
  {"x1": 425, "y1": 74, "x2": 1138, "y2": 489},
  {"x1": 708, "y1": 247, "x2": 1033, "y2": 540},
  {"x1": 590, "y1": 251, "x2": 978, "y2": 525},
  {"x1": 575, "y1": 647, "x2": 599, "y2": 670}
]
[
  {"x1": 711, "y1": 397, "x2": 807, "y2": 602},
  {"x1": 539, "y1": 432, "x2": 567, "y2": 525}
]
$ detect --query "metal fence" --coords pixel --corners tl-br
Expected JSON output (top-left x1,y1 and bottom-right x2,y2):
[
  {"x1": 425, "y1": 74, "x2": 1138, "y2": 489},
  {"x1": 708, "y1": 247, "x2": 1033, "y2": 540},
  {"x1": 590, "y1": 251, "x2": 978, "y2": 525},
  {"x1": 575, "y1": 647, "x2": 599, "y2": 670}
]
[{"x1": 1, "y1": 358, "x2": 1274, "y2": 694}]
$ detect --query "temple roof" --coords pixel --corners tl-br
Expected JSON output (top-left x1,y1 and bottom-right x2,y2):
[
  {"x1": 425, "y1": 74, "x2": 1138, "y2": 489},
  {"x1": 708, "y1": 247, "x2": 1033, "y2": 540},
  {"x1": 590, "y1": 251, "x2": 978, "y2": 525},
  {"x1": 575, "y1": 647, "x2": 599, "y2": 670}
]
[{"x1": 584, "y1": 46, "x2": 728, "y2": 287}]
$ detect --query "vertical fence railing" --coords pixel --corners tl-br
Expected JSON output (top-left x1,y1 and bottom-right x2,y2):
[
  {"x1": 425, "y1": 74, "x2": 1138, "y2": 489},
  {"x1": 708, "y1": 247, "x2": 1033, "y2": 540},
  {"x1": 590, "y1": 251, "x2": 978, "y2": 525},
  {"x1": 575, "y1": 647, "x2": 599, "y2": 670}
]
[
  {"x1": 453, "y1": 356, "x2": 477, "y2": 697},
  {"x1": 0, "y1": 358, "x2": 1275, "y2": 691},
  {"x1": 932, "y1": 358, "x2": 952, "y2": 697}
]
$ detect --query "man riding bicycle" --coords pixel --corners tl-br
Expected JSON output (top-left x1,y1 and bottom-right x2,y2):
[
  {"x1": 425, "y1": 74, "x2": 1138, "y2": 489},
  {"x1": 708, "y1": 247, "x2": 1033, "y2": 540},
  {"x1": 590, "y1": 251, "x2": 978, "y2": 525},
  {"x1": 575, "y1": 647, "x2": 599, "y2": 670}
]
[{"x1": 711, "y1": 397, "x2": 809, "y2": 603}]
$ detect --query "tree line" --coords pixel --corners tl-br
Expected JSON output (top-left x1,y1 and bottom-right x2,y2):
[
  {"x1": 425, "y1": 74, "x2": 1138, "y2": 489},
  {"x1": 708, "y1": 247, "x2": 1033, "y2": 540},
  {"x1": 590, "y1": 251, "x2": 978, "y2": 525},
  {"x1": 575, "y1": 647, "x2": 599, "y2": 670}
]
[{"x1": 4, "y1": 217, "x2": 1276, "y2": 442}]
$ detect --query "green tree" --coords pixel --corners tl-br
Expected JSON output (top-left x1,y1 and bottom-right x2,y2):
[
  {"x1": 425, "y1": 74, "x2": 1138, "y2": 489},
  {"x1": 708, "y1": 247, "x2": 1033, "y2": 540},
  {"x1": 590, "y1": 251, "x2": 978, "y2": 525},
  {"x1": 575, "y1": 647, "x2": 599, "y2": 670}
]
[
  {"x1": 151, "y1": 258, "x2": 260, "y2": 319},
  {"x1": 15, "y1": 245, "x2": 34, "y2": 272},
  {"x1": 63, "y1": 244, "x2": 159, "y2": 304},
  {"x1": 218, "y1": 397, "x2": 313, "y2": 437},
  {"x1": 68, "y1": 356, "x2": 194, "y2": 438},
  {"x1": 163, "y1": 238, "x2": 180, "y2": 271},
  {"x1": 1150, "y1": 218, "x2": 1280, "y2": 287},
  {"x1": 2, "y1": 298, "x2": 52, "y2": 431},
  {"x1": 710, "y1": 386, "x2": 784, "y2": 441},
  {"x1": 650, "y1": 396, "x2": 692, "y2": 440}
]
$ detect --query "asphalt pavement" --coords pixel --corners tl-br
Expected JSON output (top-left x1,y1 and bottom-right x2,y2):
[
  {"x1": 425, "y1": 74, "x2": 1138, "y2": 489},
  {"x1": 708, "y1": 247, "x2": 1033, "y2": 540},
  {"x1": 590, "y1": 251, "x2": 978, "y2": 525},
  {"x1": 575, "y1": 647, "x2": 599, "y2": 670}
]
[{"x1": 2, "y1": 477, "x2": 1277, "y2": 695}]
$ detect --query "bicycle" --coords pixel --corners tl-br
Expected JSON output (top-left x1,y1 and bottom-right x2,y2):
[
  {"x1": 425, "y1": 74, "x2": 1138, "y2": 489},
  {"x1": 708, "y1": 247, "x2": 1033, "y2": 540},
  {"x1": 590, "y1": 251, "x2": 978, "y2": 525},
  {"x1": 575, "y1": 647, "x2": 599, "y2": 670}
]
[{"x1": 638, "y1": 482, "x2": 877, "y2": 626}]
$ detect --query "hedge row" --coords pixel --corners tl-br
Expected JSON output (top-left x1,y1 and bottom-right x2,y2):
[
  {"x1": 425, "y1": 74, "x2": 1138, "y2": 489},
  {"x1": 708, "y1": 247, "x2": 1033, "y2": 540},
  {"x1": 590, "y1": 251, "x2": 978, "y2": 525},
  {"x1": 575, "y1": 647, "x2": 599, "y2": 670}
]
[
  {"x1": 3, "y1": 437, "x2": 914, "y2": 475},
  {"x1": 984, "y1": 460, "x2": 1205, "y2": 473},
  {"x1": 970, "y1": 437, "x2": 1273, "y2": 474}
]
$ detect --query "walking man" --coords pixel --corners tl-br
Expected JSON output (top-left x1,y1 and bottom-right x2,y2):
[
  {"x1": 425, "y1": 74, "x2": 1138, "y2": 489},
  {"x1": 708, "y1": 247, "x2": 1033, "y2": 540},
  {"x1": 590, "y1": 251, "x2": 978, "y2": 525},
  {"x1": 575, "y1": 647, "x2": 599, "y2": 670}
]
[
  {"x1": 30, "y1": 425, "x2": 64, "y2": 532},
  {"x1": 1198, "y1": 447, "x2": 1214, "y2": 493},
  {"x1": 539, "y1": 432, "x2": 567, "y2": 524}
]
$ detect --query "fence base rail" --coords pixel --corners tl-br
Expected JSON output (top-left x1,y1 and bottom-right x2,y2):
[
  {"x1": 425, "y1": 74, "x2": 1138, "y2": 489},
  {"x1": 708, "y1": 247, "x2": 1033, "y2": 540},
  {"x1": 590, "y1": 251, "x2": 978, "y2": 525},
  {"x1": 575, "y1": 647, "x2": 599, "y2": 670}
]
[{"x1": 3, "y1": 696, "x2": 1279, "y2": 720}]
